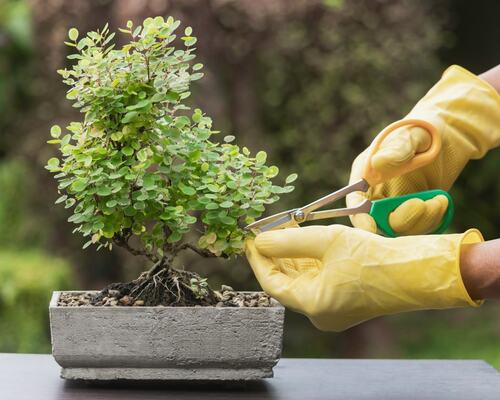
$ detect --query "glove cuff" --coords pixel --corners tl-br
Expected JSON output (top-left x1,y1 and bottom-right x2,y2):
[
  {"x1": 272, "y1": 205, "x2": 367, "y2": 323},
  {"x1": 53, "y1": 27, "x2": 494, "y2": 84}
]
[
  {"x1": 405, "y1": 228, "x2": 484, "y2": 310},
  {"x1": 360, "y1": 229, "x2": 485, "y2": 317}
]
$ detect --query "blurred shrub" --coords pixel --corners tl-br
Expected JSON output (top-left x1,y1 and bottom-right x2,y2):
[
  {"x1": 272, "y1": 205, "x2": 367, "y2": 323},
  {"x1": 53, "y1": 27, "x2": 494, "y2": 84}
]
[
  {"x1": 0, "y1": 158, "x2": 74, "y2": 352},
  {"x1": 387, "y1": 304, "x2": 500, "y2": 369},
  {"x1": 0, "y1": 0, "x2": 33, "y2": 157},
  {"x1": 255, "y1": 0, "x2": 447, "y2": 205},
  {"x1": 0, "y1": 159, "x2": 45, "y2": 247},
  {"x1": 0, "y1": 249, "x2": 72, "y2": 352}
]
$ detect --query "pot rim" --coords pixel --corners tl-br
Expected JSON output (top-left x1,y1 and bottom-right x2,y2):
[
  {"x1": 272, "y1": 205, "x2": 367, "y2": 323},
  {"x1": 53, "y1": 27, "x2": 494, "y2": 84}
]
[{"x1": 49, "y1": 290, "x2": 283, "y2": 309}]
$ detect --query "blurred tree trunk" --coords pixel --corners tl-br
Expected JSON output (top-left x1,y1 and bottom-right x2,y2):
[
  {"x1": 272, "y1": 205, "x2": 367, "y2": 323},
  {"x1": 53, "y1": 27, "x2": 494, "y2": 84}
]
[{"x1": 340, "y1": 319, "x2": 400, "y2": 359}]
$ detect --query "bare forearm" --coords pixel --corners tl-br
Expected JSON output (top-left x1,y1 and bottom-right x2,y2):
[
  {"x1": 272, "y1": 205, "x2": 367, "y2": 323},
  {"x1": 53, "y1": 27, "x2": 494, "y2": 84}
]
[
  {"x1": 460, "y1": 239, "x2": 500, "y2": 300},
  {"x1": 480, "y1": 65, "x2": 500, "y2": 93}
]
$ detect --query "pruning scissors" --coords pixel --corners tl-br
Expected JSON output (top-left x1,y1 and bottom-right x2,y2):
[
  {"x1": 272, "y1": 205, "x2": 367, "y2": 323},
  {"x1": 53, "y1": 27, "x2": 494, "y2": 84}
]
[{"x1": 246, "y1": 119, "x2": 454, "y2": 237}]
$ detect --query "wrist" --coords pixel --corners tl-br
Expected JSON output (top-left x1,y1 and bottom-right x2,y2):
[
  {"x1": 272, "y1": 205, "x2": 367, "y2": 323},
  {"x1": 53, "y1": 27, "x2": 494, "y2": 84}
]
[
  {"x1": 460, "y1": 239, "x2": 500, "y2": 300},
  {"x1": 479, "y1": 65, "x2": 500, "y2": 94}
]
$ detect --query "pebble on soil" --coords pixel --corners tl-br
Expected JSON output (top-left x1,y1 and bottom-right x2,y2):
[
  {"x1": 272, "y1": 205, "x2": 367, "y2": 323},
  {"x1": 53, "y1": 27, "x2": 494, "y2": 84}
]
[{"x1": 57, "y1": 285, "x2": 272, "y2": 308}]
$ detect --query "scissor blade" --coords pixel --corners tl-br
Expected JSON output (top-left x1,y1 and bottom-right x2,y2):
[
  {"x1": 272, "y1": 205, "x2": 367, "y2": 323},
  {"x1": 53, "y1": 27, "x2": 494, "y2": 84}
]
[
  {"x1": 256, "y1": 213, "x2": 294, "y2": 232},
  {"x1": 245, "y1": 209, "x2": 295, "y2": 233},
  {"x1": 305, "y1": 199, "x2": 373, "y2": 221},
  {"x1": 298, "y1": 178, "x2": 369, "y2": 216}
]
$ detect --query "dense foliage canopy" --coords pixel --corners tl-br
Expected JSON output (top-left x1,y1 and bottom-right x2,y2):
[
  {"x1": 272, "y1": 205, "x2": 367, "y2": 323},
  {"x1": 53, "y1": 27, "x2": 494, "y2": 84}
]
[{"x1": 46, "y1": 16, "x2": 294, "y2": 262}]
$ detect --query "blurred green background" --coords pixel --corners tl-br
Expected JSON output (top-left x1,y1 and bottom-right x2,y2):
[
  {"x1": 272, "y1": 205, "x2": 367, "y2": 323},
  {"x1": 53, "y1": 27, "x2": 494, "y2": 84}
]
[{"x1": 1, "y1": 0, "x2": 499, "y2": 366}]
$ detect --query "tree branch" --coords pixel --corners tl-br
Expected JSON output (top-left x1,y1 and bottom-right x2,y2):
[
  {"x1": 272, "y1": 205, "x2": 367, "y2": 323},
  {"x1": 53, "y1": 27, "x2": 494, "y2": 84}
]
[
  {"x1": 176, "y1": 243, "x2": 218, "y2": 258},
  {"x1": 113, "y1": 231, "x2": 156, "y2": 262},
  {"x1": 162, "y1": 225, "x2": 175, "y2": 257}
]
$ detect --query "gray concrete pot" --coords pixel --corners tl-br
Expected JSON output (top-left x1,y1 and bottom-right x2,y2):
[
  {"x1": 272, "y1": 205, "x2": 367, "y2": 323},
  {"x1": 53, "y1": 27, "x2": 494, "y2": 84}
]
[{"x1": 49, "y1": 291, "x2": 284, "y2": 381}]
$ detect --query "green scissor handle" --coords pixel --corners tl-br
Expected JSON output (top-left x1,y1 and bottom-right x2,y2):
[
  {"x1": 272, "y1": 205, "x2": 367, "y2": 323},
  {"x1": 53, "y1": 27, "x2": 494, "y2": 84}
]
[{"x1": 369, "y1": 189, "x2": 454, "y2": 237}]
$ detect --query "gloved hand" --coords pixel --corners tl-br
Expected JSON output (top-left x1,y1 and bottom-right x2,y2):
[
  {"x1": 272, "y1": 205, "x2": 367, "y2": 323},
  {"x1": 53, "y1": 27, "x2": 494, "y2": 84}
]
[
  {"x1": 347, "y1": 65, "x2": 500, "y2": 235},
  {"x1": 246, "y1": 225, "x2": 483, "y2": 332}
]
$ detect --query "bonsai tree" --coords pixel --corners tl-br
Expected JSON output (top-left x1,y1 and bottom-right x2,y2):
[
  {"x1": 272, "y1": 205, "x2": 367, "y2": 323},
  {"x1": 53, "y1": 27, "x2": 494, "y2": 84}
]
[{"x1": 45, "y1": 17, "x2": 296, "y2": 305}]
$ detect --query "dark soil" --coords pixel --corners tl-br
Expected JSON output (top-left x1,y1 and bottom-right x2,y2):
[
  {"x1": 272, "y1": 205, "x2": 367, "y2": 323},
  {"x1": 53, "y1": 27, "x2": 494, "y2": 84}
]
[{"x1": 57, "y1": 266, "x2": 271, "y2": 308}]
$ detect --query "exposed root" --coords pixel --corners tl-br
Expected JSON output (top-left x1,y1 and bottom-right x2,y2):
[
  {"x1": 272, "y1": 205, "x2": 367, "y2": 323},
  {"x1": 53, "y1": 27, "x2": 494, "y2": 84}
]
[{"x1": 92, "y1": 266, "x2": 218, "y2": 307}]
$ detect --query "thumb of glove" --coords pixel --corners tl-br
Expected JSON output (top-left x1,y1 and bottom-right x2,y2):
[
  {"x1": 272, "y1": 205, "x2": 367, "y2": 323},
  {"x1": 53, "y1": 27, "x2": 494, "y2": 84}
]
[
  {"x1": 370, "y1": 126, "x2": 432, "y2": 172},
  {"x1": 255, "y1": 225, "x2": 337, "y2": 260}
]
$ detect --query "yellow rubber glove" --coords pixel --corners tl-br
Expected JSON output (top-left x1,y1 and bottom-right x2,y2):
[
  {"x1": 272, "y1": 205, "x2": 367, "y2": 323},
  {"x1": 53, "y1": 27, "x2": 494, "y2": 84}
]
[
  {"x1": 347, "y1": 65, "x2": 500, "y2": 235},
  {"x1": 246, "y1": 225, "x2": 483, "y2": 332}
]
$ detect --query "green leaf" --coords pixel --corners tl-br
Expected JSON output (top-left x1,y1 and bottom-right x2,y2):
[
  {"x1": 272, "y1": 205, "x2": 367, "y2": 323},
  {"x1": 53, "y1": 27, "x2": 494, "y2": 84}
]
[
  {"x1": 189, "y1": 149, "x2": 201, "y2": 161},
  {"x1": 137, "y1": 149, "x2": 148, "y2": 162},
  {"x1": 55, "y1": 195, "x2": 68, "y2": 204},
  {"x1": 167, "y1": 231, "x2": 182, "y2": 243},
  {"x1": 205, "y1": 232, "x2": 217, "y2": 244},
  {"x1": 66, "y1": 89, "x2": 78, "y2": 100},
  {"x1": 179, "y1": 183, "x2": 196, "y2": 196},
  {"x1": 71, "y1": 178, "x2": 87, "y2": 192},
  {"x1": 185, "y1": 37, "x2": 197, "y2": 46},
  {"x1": 207, "y1": 184, "x2": 219, "y2": 192},
  {"x1": 50, "y1": 125, "x2": 62, "y2": 138},
  {"x1": 102, "y1": 230, "x2": 115, "y2": 239},
  {"x1": 220, "y1": 201, "x2": 233, "y2": 208},
  {"x1": 270, "y1": 185, "x2": 285, "y2": 194},
  {"x1": 106, "y1": 200, "x2": 118, "y2": 208},
  {"x1": 133, "y1": 201, "x2": 145, "y2": 210},
  {"x1": 82, "y1": 155, "x2": 92, "y2": 167},
  {"x1": 132, "y1": 26, "x2": 142, "y2": 37},
  {"x1": 68, "y1": 28, "x2": 79, "y2": 41},
  {"x1": 47, "y1": 157, "x2": 60, "y2": 168},
  {"x1": 126, "y1": 99, "x2": 151, "y2": 111},
  {"x1": 122, "y1": 147, "x2": 134, "y2": 156},
  {"x1": 224, "y1": 135, "x2": 235, "y2": 143},
  {"x1": 221, "y1": 215, "x2": 236, "y2": 225},
  {"x1": 65, "y1": 198, "x2": 76, "y2": 208},
  {"x1": 266, "y1": 166, "x2": 279, "y2": 178},
  {"x1": 190, "y1": 72, "x2": 203, "y2": 80},
  {"x1": 255, "y1": 151, "x2": 267, "y2": 165},
  {"x1": 110, "y1": 131, "x2": 123, "y2": 141},
  {"x1": 96, "y1": 186, "x2": 112, "y2": 196},
  {"x1": 175, "y1": 116, "x2": 191, "y2": 128},
  {"x1": 121, "y1": 111, "x2": 139, "y2": 123},
  {"x1": 285, "y1": 173, "x2": 298, "y2": 184},
  {"x1": 165, "y1": 91, "x2": 180, "y2": 102},
  {"x1": 142, "y1": 175, "x2": 156, "y2": 190}
]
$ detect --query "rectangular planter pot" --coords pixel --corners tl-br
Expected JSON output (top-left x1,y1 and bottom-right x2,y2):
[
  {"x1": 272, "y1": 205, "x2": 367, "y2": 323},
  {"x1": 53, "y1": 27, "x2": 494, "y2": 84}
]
[{"x1": 49, "y1": 291, "x2": 284, "y2": 381}]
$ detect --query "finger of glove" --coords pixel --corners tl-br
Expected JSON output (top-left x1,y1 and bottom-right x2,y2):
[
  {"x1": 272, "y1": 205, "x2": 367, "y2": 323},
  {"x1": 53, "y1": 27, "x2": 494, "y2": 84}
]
[
  {"x1": 346, "y1": 190, "x2": 378, "y2": 232},
  {"x1": 254, "y1": 225, "x2": 336, "y2": 260},
  {"x1": 346, "y1": 153, "x2": 378, "y2": 233},
  {"x1": 388, "y1": 194, "x2": 449, "y2": 235},
  {"x1": 370, "y1": 126, "x2": 431, "y2": 172},
  {"x1": 277, "y1": 257, "x2": 322, "y2": 278},
  {"x1": 245, "y1": 239, "x2": 304, "y2": 311},
  {"x1": 346, "y1": 188, "x2": 378, "y2": 232},
  {"x1": 245, "y1": 239, "x2": 294, "y2": 295}
]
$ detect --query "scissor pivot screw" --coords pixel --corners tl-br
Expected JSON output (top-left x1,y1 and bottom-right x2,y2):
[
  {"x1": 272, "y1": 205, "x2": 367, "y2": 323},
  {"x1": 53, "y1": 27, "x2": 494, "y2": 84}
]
[{"x1": 293, "y1": 210, "x2": 306, "y2": 223}]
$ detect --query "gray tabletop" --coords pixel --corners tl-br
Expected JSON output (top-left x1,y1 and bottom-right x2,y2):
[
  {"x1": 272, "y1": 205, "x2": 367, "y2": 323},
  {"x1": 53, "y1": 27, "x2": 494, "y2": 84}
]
[{"x1": 1, "y1": 353, "x2": 499, "y2": 400}]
